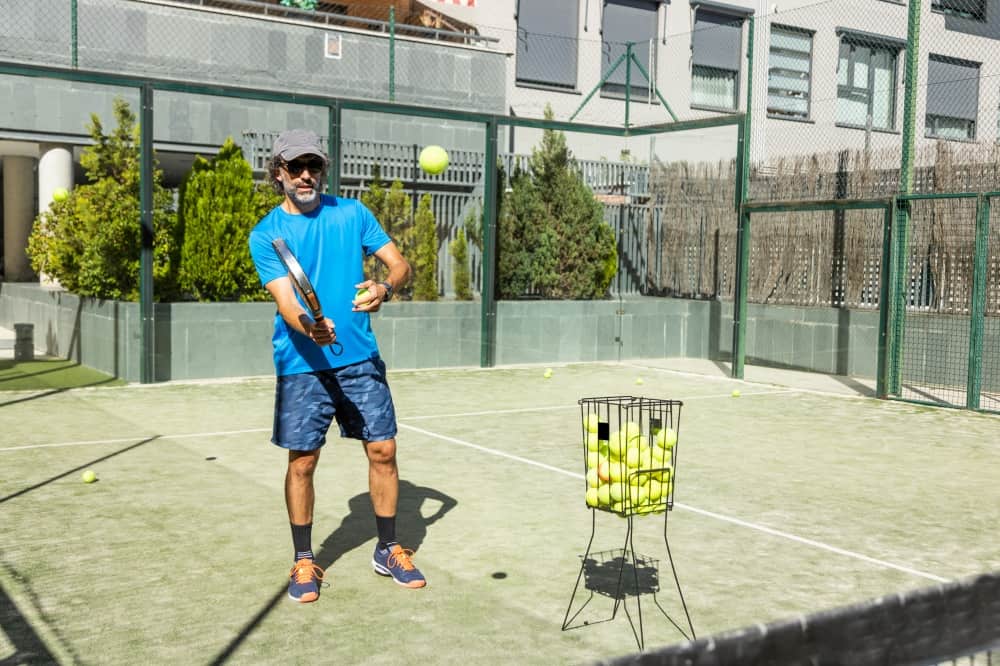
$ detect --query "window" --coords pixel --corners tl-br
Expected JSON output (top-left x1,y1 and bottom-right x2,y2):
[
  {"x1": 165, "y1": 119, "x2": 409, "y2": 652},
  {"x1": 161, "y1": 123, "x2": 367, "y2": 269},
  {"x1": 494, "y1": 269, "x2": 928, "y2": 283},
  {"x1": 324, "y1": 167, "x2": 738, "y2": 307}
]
[
  {"x1": 836, "y1": 34, "x2": 901, "y2": 131},
  {"x1": 931, "y1": 0, "x2": 985, "y2": 20},
  {"x1": 600, "y1": 0, "x2": 659, "y2": 98},
  {"x1": 691, "y1": 8, "x2": 746, "y2": 110},
  {"x1": 767, "y1": 26, "x2": 812, "y2": 120},
  {"x1": 926, "y1": 55, "x2": 979, "y2": 140},
  {"x1": 515, "y1": 0, "x2": 578, "y2": 89}
]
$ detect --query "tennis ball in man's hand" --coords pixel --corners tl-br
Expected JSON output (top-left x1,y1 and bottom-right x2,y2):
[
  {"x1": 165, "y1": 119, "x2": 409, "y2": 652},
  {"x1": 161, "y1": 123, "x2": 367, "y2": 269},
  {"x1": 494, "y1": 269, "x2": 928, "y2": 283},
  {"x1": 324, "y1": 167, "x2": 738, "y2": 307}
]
[
  {"x1": 81, "y1": 470, "x2": 97, "y2": 483},
  {"x1": 356, "y1": 288, "x2": 370, "y2": 300},
  {"x1": 52, "y1": 187, "x2": 69, "y2": 202},
  {"x1": 418, "y1": 145, "x2": 449, "y2": 175}
]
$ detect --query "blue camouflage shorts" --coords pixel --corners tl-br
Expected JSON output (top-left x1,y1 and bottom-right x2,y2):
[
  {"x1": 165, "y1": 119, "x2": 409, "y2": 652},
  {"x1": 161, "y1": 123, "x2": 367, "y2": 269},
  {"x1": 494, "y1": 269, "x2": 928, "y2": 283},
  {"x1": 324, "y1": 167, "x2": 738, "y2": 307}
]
[{"x1": 272, "y1": 357, "x2": 397, "y2": 451}]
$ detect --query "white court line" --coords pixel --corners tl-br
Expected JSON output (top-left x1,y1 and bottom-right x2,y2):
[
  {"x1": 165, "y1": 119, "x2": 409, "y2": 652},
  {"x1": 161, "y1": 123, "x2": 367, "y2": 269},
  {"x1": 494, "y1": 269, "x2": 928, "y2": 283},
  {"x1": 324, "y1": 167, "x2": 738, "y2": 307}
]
[
  {"x1": 398, "y1": 422, "x2": 950, "y2": 584},
  {"x1": 401, "y1": 404, "x2": 574, "y2": 421},
  {"x1": 0, "y1": 428, "x2": 269, "y2": 452}
]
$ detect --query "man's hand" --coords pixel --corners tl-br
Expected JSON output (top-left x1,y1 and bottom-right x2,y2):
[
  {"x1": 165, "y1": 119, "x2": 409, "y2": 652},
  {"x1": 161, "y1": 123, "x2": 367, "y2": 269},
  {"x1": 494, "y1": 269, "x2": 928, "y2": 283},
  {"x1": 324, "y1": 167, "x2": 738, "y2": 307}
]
[
  {"x1": 352, "y1": 280, "x2": 388, "y2": 313},
  {"x1": 303, "y1": 315, "x2": 336, "y2": 346}
]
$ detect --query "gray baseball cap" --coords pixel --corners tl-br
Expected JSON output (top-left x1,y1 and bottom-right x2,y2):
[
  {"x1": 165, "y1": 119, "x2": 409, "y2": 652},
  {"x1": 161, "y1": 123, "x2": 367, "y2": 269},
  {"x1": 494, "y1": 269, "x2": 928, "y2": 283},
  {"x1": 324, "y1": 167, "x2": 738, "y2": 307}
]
[{"x1": 272, "y1": 129, "x2": 328, "y2": 163}]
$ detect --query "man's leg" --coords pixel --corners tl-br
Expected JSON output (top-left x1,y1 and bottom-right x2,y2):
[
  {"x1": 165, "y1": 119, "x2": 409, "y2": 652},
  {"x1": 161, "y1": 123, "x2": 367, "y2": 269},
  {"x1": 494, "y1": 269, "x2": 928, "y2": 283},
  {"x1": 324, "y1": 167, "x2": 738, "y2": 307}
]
[
  {"x1": 286, "y1": 449, "x2": 325, "y2": 602},
  {"x1": 366, "y1": 438, "x2": 426, "y2": 588}
]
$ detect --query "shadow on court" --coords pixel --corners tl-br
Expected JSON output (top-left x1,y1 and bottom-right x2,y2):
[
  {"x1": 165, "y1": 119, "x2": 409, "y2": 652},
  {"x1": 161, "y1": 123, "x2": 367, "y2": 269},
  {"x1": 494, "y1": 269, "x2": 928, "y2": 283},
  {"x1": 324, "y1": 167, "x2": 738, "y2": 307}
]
[
  {"x1": 0, "y1": 567, "x2": 63, "y2": 666},
  {"x1": 208, "y1": 479, "x2": 457, "y2": 666},
  {"x1": 0, "y1": 436, "x2": 159, "y2": 504}
]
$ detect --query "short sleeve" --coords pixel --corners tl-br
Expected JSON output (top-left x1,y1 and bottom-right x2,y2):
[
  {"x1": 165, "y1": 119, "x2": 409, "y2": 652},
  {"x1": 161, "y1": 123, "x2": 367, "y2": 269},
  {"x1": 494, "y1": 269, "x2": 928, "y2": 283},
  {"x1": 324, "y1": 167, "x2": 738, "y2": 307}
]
[
  {"x1": 249, "y1": 227, "x2": 286, "y2": 287},
  {"x1": 358, "y1": 202, "x2": 392, "y2": 257}
]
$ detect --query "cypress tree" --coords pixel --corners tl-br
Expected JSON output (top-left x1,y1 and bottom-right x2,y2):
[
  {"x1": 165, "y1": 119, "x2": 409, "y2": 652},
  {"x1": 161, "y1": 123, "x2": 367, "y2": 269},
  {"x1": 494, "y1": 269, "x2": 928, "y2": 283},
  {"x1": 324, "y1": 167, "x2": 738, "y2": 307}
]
[
  {"x1": 411, "y1": 193, "x2": 439, "y2": 300},
  {"x1": 177, "y1": 137, "x2": 280, "y2": 301}
]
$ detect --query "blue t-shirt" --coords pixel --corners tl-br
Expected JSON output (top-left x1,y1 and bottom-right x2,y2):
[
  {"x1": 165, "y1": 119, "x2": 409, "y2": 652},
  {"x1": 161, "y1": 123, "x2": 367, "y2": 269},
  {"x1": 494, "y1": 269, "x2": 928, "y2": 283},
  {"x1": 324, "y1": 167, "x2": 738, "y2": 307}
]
[{"x1": 248, "y1": 195, "x2": 392, "y2": 376}]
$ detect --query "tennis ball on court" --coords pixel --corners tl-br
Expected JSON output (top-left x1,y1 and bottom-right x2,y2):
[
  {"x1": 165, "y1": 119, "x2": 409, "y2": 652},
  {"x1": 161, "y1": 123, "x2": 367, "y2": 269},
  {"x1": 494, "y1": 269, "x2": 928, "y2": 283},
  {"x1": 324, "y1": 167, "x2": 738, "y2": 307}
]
[
  {"x1": 419, "y1": 145, "x2": 449, "y2": 175},
  {"x1": 81, "y1": 470, "x2": 97, "y2": 483},
  {"x1": 52, "y1": 187, "x2": 69, "y2": 202},
  {"x1": 635, "y1": 377, "x2": 644, "y2": 385},
  {"x1": 543, "y1": 368, "x2": 553, "y2": 379},
  {"x1": 732, "y1": 389, "x2": 741, "y2": 398}
]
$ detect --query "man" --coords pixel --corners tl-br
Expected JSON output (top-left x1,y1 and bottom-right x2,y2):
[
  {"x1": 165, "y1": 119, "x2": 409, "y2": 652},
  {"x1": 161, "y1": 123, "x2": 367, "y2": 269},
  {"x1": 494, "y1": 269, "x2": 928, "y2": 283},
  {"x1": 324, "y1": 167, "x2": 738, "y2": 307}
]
[{"x1": 248, "y1": 128, "x2": 426, "y2": 603}]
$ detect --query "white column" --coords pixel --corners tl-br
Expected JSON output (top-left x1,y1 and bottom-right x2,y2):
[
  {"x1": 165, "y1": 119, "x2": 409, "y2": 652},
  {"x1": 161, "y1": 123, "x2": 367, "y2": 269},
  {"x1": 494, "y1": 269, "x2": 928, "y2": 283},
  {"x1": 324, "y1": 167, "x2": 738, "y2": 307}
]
[
  {"x1": 37, "y1": 144, "x2": 74, "y2": 287},
  {"x1": 2, "y1": 155, "x2": 37, "y2": 282},
  {"x1": 38, "y1": 144, "x2": 74, "y2": 213}
]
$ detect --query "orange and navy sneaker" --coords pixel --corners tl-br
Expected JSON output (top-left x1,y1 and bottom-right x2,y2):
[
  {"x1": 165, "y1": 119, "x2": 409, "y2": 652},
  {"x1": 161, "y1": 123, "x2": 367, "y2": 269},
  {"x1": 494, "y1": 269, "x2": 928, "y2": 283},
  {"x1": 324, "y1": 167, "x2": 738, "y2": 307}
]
[
  {"x1": 372, "y1": 543, "x2": 426, "y2": 588},
  {"x1": 288, "y1": 558, "x2": 325, "y2": 603}
]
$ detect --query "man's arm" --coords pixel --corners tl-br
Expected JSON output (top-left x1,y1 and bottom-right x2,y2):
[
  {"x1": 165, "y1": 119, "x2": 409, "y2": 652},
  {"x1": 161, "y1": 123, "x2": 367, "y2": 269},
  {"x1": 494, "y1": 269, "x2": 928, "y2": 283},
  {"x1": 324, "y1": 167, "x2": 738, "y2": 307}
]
[
  {"x1": 353, "y1": 241, "x2": 411, "y2": 312},
  {"x1": 266, "y1": 276, "x2": 335, "y2": 345}
]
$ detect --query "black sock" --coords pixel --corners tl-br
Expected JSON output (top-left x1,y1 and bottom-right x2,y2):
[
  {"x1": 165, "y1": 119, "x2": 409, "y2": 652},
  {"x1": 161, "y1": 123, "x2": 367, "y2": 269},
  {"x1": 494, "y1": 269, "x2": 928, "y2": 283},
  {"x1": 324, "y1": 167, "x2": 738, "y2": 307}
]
[
  {"x1": 291, "y1": 522, "x2": 313, "y2": 561},
  {"x1": 375, "y1": 515, "x2": 396, "y2": 550}
]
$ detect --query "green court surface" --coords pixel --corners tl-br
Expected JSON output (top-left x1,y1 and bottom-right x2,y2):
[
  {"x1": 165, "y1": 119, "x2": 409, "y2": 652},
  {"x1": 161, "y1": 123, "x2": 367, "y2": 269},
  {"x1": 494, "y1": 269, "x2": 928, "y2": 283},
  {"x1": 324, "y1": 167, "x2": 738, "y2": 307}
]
[
  {"x1": 1, "y1": 361, "x2": 998, "y2": 665},
  {"x1": 0, "y1": 358, "x2": 125, "y2": 393}
]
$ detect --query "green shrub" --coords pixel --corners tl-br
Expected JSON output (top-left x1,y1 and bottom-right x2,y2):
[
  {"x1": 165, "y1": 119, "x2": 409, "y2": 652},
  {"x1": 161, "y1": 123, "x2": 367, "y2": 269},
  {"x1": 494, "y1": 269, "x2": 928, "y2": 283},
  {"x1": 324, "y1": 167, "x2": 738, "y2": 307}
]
[
  {"x1": 178, "y1": 138, "x2": 280, "y2": 301},
  {"x1": 496, "y1": 106, "x2": 617, "y2": 299},
  {"x1": 450, "y1": 226, "x2": 473, "y2": 300},
  {"x1": 27, "y1": 98, "x2": 180, "y2": 301},
  {"x1": 411, "y1": 193, "x2": 438, "y2": 300}
]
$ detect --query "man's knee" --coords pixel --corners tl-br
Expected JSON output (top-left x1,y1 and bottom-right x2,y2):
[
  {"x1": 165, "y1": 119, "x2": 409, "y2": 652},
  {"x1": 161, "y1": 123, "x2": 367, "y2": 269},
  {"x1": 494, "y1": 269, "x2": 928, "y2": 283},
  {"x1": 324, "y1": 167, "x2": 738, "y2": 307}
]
[
  {"x1": 288, "y1": 450, "x2": 320, "y2": 478},
  {"x1": 366, "y1": 439, "x2": 397, "y2": 466}
]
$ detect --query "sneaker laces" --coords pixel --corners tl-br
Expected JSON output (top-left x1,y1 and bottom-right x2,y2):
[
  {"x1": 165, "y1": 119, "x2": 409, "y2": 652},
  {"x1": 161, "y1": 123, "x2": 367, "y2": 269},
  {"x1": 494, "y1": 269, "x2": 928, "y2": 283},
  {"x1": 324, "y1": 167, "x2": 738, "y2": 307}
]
[
  {"x1": 387, "y1": 547, "x2": 417, "y2": 571},
  {"x1": 290, "y1": 559, "x2": 325, "y2": 584}
]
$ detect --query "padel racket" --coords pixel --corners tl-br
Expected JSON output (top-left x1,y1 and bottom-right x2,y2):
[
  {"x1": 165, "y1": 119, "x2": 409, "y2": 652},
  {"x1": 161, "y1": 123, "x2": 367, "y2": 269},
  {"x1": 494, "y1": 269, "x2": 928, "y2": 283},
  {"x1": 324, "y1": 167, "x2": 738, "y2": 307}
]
[{"x1": 272, "y1": 238, "x2": 342, "y2": 355}]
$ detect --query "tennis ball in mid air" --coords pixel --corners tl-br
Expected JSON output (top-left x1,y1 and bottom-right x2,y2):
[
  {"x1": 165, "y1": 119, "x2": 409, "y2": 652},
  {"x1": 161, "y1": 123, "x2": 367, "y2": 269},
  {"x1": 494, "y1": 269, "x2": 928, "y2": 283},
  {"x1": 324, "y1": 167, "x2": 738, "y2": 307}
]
[
  {"x1": 418, "y1": 145, "x2": 449, "y2": 175},
  {"x1": 543, "y1": 368, "x2": 553, "y2": 379},
  {"x1": 731, "y1": 389, "x2": 741, "y2": 397},
  {"x1": 52, "y1": 187, "x2": 69, "y2": 202},
  {"x1": 81, "y1": 470, "x2": 97, "y2": 483}
]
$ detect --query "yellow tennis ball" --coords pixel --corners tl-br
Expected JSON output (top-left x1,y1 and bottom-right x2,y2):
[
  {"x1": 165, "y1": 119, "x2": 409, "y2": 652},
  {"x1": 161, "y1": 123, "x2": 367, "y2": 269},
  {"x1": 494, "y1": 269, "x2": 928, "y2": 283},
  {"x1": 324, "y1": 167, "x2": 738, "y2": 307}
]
[
  {"x1": 543, "y1": 368, "x2": 553, "y2": 379},
  {"x1": 52, "y1": 187, "x2": 69, "y2": 202},
  {"x1": 732, "y1": 389, "x2": 741, "y2": 397},
  {"x1": 81, "y1": 470, "x2": 97, "y2": 483},
  {"x1": 355, "y1": 288, "x2": 370, "y2": 300},
  {"x1": 419, "y1": 145, "x2": 449, "y2": 175}
]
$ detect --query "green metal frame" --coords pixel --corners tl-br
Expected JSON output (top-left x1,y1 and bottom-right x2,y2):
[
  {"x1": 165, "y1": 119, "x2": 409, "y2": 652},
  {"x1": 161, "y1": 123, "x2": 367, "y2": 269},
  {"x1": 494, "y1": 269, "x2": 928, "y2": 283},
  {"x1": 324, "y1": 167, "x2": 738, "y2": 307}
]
[
  {"x1": 1, "y1": 59, "x2": 743, "y2": 381},
  {"x1": 569, "y1": 43, "x2": 678, "y2": 126},
  {"x1": 740, "y1": 199, "x2": 894, "y2": 392}
]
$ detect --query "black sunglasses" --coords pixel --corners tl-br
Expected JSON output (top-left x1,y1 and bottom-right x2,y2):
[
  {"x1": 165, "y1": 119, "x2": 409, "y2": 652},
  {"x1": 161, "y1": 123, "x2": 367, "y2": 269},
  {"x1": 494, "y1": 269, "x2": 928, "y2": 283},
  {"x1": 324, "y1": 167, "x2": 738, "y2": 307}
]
[{"x1": 281, "y1": 157, "x2": 325, "y2": 177}]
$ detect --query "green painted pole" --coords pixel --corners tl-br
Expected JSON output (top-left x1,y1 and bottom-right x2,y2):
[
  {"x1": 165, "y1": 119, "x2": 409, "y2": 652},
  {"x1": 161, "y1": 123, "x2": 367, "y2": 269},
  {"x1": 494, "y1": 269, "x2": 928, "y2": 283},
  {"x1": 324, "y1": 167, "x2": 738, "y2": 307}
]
[
  {"x1": 889, "y1": 0, "x2": 921, "y2": 396},
  {"x1": 480, "y1": 119, "x2": 499, "y2": 367},
  {"x1": 731, "y1": 16, "x2": 754, "y2": 380},
  {"x1": 328, "y1": 102, "x2": 341, "y2": 195},
  {"x1": 569, "y1": 52, "x2": 627, "y2": 122},
  {"x1": 139, "y1": 84, "x2": 155, "y2": 383},
  {"x1": 626, "y1": 54, "x2": 678, "y2": 122},
  {"x1": 389, "y1": 6, "x2": 395, "y2": 102},
  {"x1": 624, "y1": 43, "x2": 633, "y2": 129},
  {"x1": 875, "y1": 203, "x2": 893, "y2": 398},
  {"x1": 71, "y1": 0, "x2": 79, "y2": 68},
  {"x1": 966, "y1": 195, "x2": 989, "y2": 409}
]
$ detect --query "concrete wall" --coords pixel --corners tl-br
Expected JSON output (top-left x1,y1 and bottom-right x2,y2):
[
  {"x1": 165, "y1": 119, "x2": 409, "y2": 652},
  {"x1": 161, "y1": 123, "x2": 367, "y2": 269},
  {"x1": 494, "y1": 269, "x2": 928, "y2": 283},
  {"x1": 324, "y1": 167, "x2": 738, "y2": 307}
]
[{"x1": 2, "y1": 281, "x2": 895, "y2": 383}]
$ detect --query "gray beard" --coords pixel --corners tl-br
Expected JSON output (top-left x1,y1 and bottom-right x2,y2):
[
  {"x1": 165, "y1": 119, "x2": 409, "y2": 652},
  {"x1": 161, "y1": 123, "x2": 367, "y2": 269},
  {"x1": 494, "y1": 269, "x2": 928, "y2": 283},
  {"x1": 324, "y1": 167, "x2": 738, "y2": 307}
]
[{"x1": 284, "y1": 181, "x2": 320, "y2": 209}]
